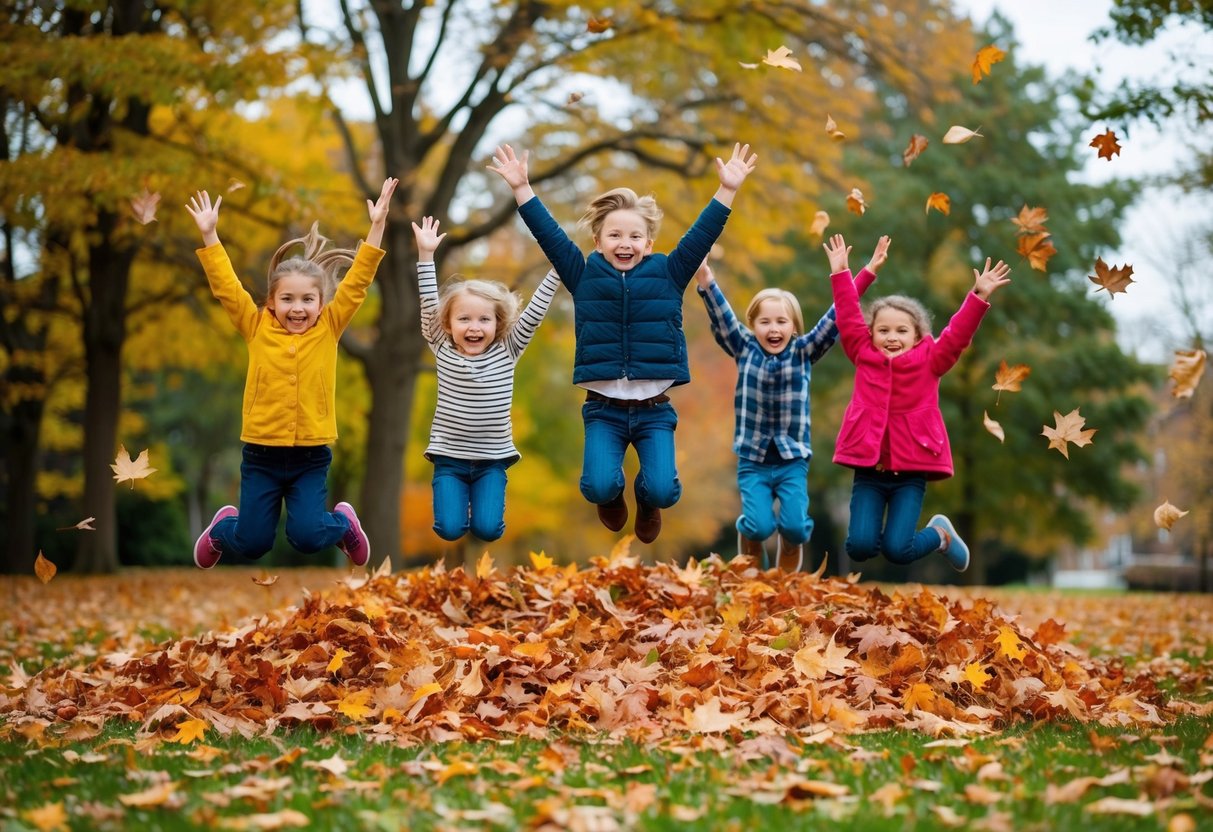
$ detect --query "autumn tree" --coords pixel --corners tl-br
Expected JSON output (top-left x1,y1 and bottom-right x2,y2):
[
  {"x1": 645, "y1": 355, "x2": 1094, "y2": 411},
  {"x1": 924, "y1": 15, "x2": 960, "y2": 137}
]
[{"x1": 298, "y1": 0, "x2": 977, "y2": 566}]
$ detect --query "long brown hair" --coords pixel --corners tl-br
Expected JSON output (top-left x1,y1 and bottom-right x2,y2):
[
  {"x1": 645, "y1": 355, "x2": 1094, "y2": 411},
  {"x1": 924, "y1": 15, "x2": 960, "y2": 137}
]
[{"x1": 266, "y1": 222, "x2": 357, "y2": 304}]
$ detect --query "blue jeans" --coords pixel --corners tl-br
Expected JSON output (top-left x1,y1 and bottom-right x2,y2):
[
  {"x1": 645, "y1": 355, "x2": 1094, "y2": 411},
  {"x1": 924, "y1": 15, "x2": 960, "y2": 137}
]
[
  {"x1": 431, "y1": 455, "x2": 510, "y2": 541},
  {"x1": 213, "y1": 444, "x2": 350, "y2": 559},
  {"x1": 845, "y1": 468, "x2": 943, "y2": 564},
  {"x1": 736, "y1": 456, "x2": 811, "y2": 543},
  {"x1": 580, "y1": 399, "x2": 680, "y2": 509}
]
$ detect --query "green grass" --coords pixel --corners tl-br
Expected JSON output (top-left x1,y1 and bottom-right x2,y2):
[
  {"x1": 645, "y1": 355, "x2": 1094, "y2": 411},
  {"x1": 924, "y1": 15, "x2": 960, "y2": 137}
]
[{"x1": 3, "y1": 716, "x2": 1209, "y2": 831}]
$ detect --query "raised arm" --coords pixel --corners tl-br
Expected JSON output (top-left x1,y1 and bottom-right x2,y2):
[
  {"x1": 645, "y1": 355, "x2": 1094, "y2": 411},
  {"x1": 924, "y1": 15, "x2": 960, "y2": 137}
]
[
  {"x1": 412, "y1": 217, "x2": 446, "y2": 347},
  {"x1": 506, "y1": 268, "x2": 562, "y2": 359},
  {"x1": 487, "y1": 144, "x2": 535, "y2": 206},
  {"x1": 711, "y1": 142, "x2": 758, "y2": 209},
  {"x1": 695, "y1": 261, "x2": 747, "y2": 358},
  {"x1": 185, "y1": 191, "x2": 222, "y2": 248},
  {"x1": 973, "y1": 258, "x2": 1011, "y2": 301},
  {"x1": 364, "y1": 177, "x2": 399, "y2": 249},
  {"x1": 928, "y1": 258, "x2": 1006, "y2": 376}
]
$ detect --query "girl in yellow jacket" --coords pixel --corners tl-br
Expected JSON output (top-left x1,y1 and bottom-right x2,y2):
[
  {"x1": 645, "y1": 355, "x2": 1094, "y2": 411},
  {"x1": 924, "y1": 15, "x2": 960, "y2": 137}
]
[{"x1": 185, "y1": 177, "x2": 398, "y2": 569}]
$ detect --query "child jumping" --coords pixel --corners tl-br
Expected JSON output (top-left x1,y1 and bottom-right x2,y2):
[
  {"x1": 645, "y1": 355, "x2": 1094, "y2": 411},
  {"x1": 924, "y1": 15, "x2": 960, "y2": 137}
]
[
  {"x1": 488, "y1": 142, "x2": 757, "y2": 543},
  {"x1": 186, "y1": 177, "x2": 398, "y2": 569},
  {"x1": 694, "y1": 238, "x2": 886, "y2": 572},
  {"x1": 825, "y1": 233, "x2": 1010, "y2": 573},
  {"x1": 412, "y1": 216, "x2": 561, "y2": 542}
]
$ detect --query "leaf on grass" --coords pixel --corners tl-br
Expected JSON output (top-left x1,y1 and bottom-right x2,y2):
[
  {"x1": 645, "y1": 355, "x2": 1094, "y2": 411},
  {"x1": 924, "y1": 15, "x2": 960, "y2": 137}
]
[
  {"x1": 1012, "y1": 205, "x2": 1049, "y2": 235},
  {"x1": 130, "y1": 188, "x2": 160, "y2": 224},
  {"x1": 1042, "y1": 409, "x2": 1097, "y2": 459},
  {"x1": 1089, "y1": 129, "x2": 1121, "y2": 161},
  {"x1": 982, "y1": 411, "x2": 1005, "y2": 443},
  {"x1": 1153, "y1": 500, "x2": 1189, "y2": 531},
  {"x1": 809, "y1": 210, "x2": 830, "y2": 237},
  {"x1": 1167, "y1": 348, "x2": 1206, "y2": 398},
  {"x1": 169, "y1": 717, "x2": 209, "y2": 744},
  {"x1": 824, "y1": 114, "x2": 845, "y2": 141},
  {"x1": 762, "y1": 45, "x2": 802, "y2": 71},
  {"x1": 971, "y1": 44, "x2": 1006, "y2": 83},
  {"x1": 227, "y1": 809, "x2": 311, "y2": 829},
  {"x1": 21, "y1": 802, "x2": 67, "y2": 832},
  {"x1": 34, "y1": 551, "x2": 57, "y2": 584},
  {"x1": 118, "y1": 781, "x2": 177, "y2": 808},
  {"x1": 925, "y1": 192, "x2": 950, "y2": 215},
  {"x1": 1086, "y1": 796, "x2": 1154, "y2": 816},
  {"x1": 942, "y1": 125, "x2": 983, "y2": 144},
  {"x1": 586, "y1": 16, "x2": 611, "y2": 34},
  {"x1": 1088, "y1": 257, "x2": 1134, "y2": 297},
  {"x1": 111, "y1": 445, "x2": 157, "y2": 488},
  {"x1": 1016, "y1": 232, "x2": 1056, "y2": 271},
  {"x1": 902, "y1": 134, "x2": 929, "y2": 166},
  {"x1": 436, "y1": 759, "x2": 478, "y2": 784},
  {"x1": 845, "y1": 188, "x2": 866, "y2": 216}
]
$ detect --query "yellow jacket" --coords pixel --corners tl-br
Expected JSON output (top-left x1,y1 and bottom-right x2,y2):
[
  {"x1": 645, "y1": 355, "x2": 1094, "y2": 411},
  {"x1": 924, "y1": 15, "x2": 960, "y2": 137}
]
[{"x1": 197, "y1": 241, "x2": 386, "y2": 446}]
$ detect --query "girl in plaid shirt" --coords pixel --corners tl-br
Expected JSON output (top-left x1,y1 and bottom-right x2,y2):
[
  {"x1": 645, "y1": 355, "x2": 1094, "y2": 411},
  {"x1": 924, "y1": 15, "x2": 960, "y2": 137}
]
[{"x1": 694, "y1": 237, "x2": 887, "y2": 572}]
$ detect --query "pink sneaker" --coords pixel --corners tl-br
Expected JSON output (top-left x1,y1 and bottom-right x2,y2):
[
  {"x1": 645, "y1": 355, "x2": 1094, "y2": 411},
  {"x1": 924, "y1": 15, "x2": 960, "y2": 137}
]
[
  {"x1": 335, "y1": 502, "x2": 370, "y2": 566},
  {"x1": 194, "y1": 505, "x2": 237, "y2": 569}
]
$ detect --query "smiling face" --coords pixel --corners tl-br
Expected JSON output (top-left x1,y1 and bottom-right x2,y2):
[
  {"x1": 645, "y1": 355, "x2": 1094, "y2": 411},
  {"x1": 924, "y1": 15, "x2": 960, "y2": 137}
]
[
  {"x1": 870, "y1": 307, "x2": 922, "y2": 357},
  {"x1": 445, "y1": 292, "x2": 498, "y2": 356},
  {"x1": 752, "y1": 297, "x2": 797, "y2": 355},
  {"x1": 594, "y1": 208, "x2": 654, "y2": 271},
  {"x1": 267, "y1": 272, "x2": 323, "y2": 334}
]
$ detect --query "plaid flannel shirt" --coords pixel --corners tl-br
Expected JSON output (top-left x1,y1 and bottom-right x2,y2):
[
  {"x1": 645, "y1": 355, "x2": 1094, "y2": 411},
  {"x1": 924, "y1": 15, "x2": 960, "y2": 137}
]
[{"x1": 699, "y1": 280, "x2": 844, "y2": 463}]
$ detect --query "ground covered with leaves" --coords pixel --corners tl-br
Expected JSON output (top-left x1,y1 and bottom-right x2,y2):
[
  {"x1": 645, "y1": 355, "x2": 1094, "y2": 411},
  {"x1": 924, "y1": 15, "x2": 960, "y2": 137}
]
[{"x1": 2, "y1": 551, "x2": 1212, "y2": 830}]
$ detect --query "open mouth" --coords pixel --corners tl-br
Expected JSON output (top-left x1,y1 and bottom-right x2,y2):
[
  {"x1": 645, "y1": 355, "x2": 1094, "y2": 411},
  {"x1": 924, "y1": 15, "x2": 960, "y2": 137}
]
[{"x1": 614, "y1": 252, "x2": 634, "y2": 265}]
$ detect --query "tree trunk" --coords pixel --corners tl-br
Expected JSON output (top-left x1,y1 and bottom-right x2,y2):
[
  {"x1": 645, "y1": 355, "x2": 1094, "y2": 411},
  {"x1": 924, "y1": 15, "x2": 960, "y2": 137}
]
[{"x1": 1, "y1": 398, "x2": 44, "y2": 574}]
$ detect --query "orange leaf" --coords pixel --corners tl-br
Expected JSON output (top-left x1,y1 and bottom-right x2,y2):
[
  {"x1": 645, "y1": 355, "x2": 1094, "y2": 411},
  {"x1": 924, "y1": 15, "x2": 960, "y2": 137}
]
[
  {"x1": 992, "y1": 360, "x2": 1031, "y2": 402},
  {"x1": 110, "y1": 445, "x2": 157, "y2": 488},
  {"x1": 1089, "y1": 129, "x2": 1121, "y2": 161},
  {"x1": 762, "y1": 45, "x2": 802, "y2": 72},
  {"x1": 1168, "y1": 348, "x2": 1206, "y2": 398},
  {"x1": 971, "y1": 44, "x2": 1006, "y2": 84},
  {"x1": 1016, "y1": 233, "x2": 1056, "y2": 272},
  {"x1": 1088, "y1": 257, "x2": 1135, "y2": 297},
  {"x1": 845, "y1": 188, "x2": 866, "y2": 216},
  {"x1": 129, "y1": 188, "x2": 160, "y2": 224},
  {"x1": 809, "y1": 210, "x2": 830, "y2": 237},
  {"x1": 1011, "y1": 205, "x2": 1049, "y2": 235},
  {"x1": 21, "y1": 802, "x2": 68, "y2": 832},
  {"x1": 902, "y1": 134, "x2": 929, "y2": 167},
  {"x1": 824, "y1": 113, "x2": 846, "y2": 141},
  {"x1": 586, "y1": 16, "x2": 611, "y2": 34},
  {"x1": 118, "y1": 782, "x2": 177, "y2": 808},
  {"x1": 251, "y1": 573, "x2": 278, "y2": 586},
  {"x1": 1042, "y1": 408, "x2": 1097, "y2": 459},
  {"x1": 1153, "y1": 500, "x2": 1188, "y2": 531},
  {"x1": 925, "y1": 192, "x2": 950, "y2": 215},
  {"x1": 34, "y1": 551, "x2": 57, "y2": 584},
  {"x1": 437, "y1": 759, "x2": 479, "y2": 784}
]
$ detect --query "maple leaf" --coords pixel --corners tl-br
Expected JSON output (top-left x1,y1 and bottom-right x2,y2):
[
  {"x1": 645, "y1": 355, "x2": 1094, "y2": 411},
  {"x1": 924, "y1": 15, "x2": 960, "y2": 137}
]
[
  {"x1": 963, "y1": 661, "x2": 993, "y2": 691},
  {"x1": 846, "y1": 187, "x2": 866, "y2": 216},
  {"x1": 902, "y1": 134, "x2": 928, "y2": 166},
  {"x1": 982, "y1": 411, "x2": 1004, "y2": 443},
  {"x1": 992, "y1": 360, "x2": 1031, "y2": 403},
  {"x1": 686, "y1": 696, "x2": 747, "y2": 733},
  {"x1": 529, "y1": 550, "x2": 554, "y2": 571},
  {"x1": 903, "y1": 682, "x2": 939, "y2": 713},
  {"x1": 337, "y1": 688, "x2": 374, "y2": 721},
  {"x1": 1168, "y1": 348, "x2": 1206, "y2": 398},
  {"x1": 1043, "y1": 685, "x2": 1089, "y2": 720},
  {"x1": 942, "y1": 125, "x2": 983, "y2": 144},
  {"x1": 110, "y1": 445, "x2": 157, "y2": 488},
  {"x1": 808, "y1": 210, "x2": 830, "y2": 237},
  {"x1": 169, "y1": 717, "x2": 209, "y2": 744},
  {"x1": 1153, "y1": 500, "x2": 1189, "y2": 531},
  {"x1": 793, "y1": 631, "x2": 858, "y2": 680},
  {"x1": 1011, "y1": 204, "x2": 1049, "y2": 235},
  {"x1": 824, "y1": 114, "x2": 845, "y2": 141},
  {"x1": 995, "y1": 626, "x2": 1027, "y2": 662},
  {"x1": 925, "y1": 192, "x2": 950, "y2": 215},
  {"x1": 1016, "y1": 232, "x2": 1056, "y2": 272},
  {"x1": 586, "y1": 16, "x2": 611, "y2": 34},
  {"x1": 1089, "y1": 129, "x2": 1121, "y2": 161},
  {"x1": 1042, "y1": 408, "x2": 1097, "y2": 459},
  {"x1": 1088, "y1": 257, "x2": 1134, "y2": 297},
  {"x1": 327, "y1": 647, "x2": 352, "y2": 674},
  {"x1": 34, "y1": 551, "x2": 57, "y2": 584},
  {"x1": 129, "y1": 188, "x2": 160, "y2": 224},
  {"x1": 971, "y1": 44, "x2": 1006, "y2": 84},
  {"x1": 762, "y1": 45, "x2": 802, "y2": 72}
]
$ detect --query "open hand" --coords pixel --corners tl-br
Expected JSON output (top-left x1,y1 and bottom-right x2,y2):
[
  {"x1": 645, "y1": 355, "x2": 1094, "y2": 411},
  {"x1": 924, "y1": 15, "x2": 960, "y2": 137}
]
[
  {"x1": 487, "y1": 144, "x2": 530, "y2": 189},
  {"x1": 866, "y1": 235, "x2": 891, "y2": 273},
  {"x1": 715, "y1": 143, "x2": 758, "y2": 192},
  {"x1": 185, "y1": 190, "x2": 221, "y2": 237},
  {"x1": 973, "y1": 258, "x2": 1012, "y2": 300},
  {"x1": 411, "y1": 216, "x2": 447, "y2": 258},
  {"x1": 823, "y1": 233, "x2": 851, "y2": 274}
]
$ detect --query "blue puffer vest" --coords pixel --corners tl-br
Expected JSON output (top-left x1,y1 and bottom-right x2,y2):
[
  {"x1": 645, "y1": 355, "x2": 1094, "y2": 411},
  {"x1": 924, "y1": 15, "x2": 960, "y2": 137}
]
[{"x1": 517, "y1": 195, "x2": 730, "y2": 385}]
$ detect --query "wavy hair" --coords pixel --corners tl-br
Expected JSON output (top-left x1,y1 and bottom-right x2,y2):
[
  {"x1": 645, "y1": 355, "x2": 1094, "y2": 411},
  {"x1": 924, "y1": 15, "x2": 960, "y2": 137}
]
[
  {"x1": 578, "y1": 187, "x2": 663, "y2": 241},
  {"x1": 266, "y1": 222, "x2": 358, "y2": 304},
  {"x1": 865, "y1": 295, "x2": 933, "y2": 339},
  {"x1": 435, "y1": 277, "x2": 522, "y2": 347}
]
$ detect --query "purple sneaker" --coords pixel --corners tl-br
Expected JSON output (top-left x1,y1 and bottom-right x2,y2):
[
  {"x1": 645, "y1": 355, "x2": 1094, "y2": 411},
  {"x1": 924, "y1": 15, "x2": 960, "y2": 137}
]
[
  {"x1": 194, "y1": 505, "x2": 237, "y2": 569},
  {"x1": 335, "y1": 502, "x2": 370, "y2": 566}
]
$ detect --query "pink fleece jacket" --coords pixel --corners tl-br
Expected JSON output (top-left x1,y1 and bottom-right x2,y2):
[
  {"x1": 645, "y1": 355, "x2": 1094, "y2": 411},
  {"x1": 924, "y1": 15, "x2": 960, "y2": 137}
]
[{"x1": 830, "y1": 270, "x2": 990, "y2": 480}]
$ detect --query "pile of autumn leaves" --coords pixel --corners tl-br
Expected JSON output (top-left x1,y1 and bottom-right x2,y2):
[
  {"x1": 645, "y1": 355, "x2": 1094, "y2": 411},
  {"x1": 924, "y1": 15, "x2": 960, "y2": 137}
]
[{"x1": 3, "y1": 548, "x2": 1183, "y2": 745}]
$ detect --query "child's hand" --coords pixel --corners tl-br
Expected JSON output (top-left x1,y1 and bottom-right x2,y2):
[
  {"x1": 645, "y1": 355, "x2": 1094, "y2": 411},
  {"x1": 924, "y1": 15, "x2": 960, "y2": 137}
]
[
  {"x1": 488, "y1": 144, "x2": 530, "y2": 188},
  {"x1": 715, "y1": 142, "x2": 758, "y2": 193},
  {"x1": 973, "y1": 258, "x2": 1012, "y2": 300},
  {"x1": 865, "y1": 235, "x2": 891, "y2": 273},
  {"x1": 694, "y1": 259, "x2": 714, "y2": 291},
  {"x1": 823, "y1": 233, "x2": 851, "y2": 274},
  {"x1": 185, "y1": 191, "x2": 222, "y2": 244},
  {"x1": 411, "y1": 216, "x2": 447, "y2": 260},
  {"x1": 368, "y1": 177, "x2": 399, "y2": 226}
]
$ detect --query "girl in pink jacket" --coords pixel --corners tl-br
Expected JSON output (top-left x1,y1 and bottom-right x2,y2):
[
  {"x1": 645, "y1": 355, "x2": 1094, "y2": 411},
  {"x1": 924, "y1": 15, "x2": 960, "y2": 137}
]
[{"x1": 824, "y1": 234, "x2": 1011, "y2": 572}]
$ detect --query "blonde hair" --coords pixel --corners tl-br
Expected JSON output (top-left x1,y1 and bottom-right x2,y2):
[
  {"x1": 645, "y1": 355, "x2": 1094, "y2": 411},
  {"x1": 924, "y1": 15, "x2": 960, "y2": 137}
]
[
  {"x1": 266, "y1": 222, "x2": 357, "y2": 304},
  {"x1": 746, "y1": 288, "x2": 804, "y2": 335},
  {"x1": 865, "y1": 295, "x2": 933, "y2": 339},
  {"x1": 436, "y1": 278, "x2": 522, "y2": 346},
  {"x1": 578, "y1": 187, "x2": 663, "y2": 240}
]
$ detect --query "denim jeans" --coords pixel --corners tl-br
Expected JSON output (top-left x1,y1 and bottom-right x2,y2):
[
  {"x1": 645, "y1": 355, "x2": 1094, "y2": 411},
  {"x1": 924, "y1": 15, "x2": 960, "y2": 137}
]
[
  {"x1": 431, "y1": 455, "x2": 510, "y2": 542},
  {"x1": 736, "y1": 456, "x2": 811, "y2": 544},
  {"x1": 212, "y1": 444, "x2": 350, "y2": 559},
  {"x1": 580, "y1": 399, "x2": 680, "y2": 509},
  {"x1": 845, "y1": 468, "x2": 943, "y2": 564}
]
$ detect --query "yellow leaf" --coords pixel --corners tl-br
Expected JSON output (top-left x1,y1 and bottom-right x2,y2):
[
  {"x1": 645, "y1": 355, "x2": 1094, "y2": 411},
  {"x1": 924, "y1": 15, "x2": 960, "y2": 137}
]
[
  {"x1": 337, "y1": 688, "x2": 374, "y2": 721},
  {"x1": 995, "y1": 626, "x2": 1027, "y2": 662},
  {"x1": 22, "y1": 802, "x2": 68, "y2": 832},
  {"x1": 903, "y1": 682, "x2": 938, "y2": 713},
  {"x1": 118, "y1": 781, "x2": 177, "y2": 808},
  {"x1": 1153, "y1": 500, "x2": 1188, "y2": 531},
  {"x1": 436, "y1": 759, "x2": 479, "y2": 784},
  {"x1": 942, "y1": 125, "x2": 983, "y2": 144},
  {"x1": 34, "y1": 551, "x2": 57, "y2": 584},
  {"x1": 476, "y1": 550, "x2": 496, "y2": 579},
  {"x1": 110, "y1": 445, "x2": 157, "y2": 488},
  {"x1": 529, "y1": 550, "x2": 554, "y2": 571},
  {"x1": 971, "y1": 44, "x2": 1005, "y2": 83},
  {"x1": 719, "y1": 601, "x2": 747, "y2": 630},
  {"x1": 169, "y1": 717, "x2": 208, "y2": 744},
  {"x1": 925, "y1": 192, "x2": 950, "y2": 215},
  {"x1": 963, "y1": 661, "x2": 992, "y2": 691},
  {"x1": 327, "y1": 648, "x2": 352, "y2": 674},
  {"x1": 408, "y1": 681, "x2": 443, "y2": 705},
  {"x1": 808, "y1": 210, "x2": 830, "y2": 237},
  {"x1": 761, "y1": 45, "x2": 802, "y2": 72}
]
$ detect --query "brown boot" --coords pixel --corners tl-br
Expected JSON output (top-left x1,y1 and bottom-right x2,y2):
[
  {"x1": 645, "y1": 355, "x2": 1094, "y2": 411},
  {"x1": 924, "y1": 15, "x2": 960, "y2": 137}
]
[
  {"x1": 737, "y1": 532, "x2": 766, "y2": 565},
  {"x1": 776, "y1": 534, "x2": 803, "y2": 573},
  {"x1": 634, "y1": 502, "x2": 662, "y2": 543},
  {"x1": 596, "y1": 493, "x2": 628, "y2": 532}
]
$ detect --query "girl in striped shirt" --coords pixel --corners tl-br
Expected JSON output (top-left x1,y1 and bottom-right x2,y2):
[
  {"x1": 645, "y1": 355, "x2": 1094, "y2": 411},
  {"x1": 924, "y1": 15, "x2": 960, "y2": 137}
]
[{"x1": 413, "y1": 216, "x2": 561, "y2": 541}]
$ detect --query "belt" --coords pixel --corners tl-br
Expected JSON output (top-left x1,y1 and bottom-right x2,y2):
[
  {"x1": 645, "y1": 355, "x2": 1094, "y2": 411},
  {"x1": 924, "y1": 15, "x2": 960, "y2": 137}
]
[{"x1": 586, "y1": 390, "x2": 670, "y2": 408}]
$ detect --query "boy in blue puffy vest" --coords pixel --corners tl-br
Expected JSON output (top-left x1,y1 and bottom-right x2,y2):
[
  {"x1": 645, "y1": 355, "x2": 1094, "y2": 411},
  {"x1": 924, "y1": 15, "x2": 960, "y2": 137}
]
[{"x1": 489, "y1": 143, "x2": 758, "y2": 543}]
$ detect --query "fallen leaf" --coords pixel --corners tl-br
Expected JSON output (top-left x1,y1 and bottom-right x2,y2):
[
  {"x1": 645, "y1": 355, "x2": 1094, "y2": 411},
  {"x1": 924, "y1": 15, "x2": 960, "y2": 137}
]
[
  {"x1": 925, "y1": 192, "x2": 950, "y2": 215},
  {"x1": 223, "y1": 809, "x2": 310, "y2": 829},
  {"x1": 169, "y1": 717, "x2": 209, "y2": 744},
  {"x1": 824, "y1": 114, "x2": 845, "y2": 141},
  {"x1": 982, "y1": 411, "x2": 1005, "y2": 443},
  {"x1": 110, "y1": 445, "x2": 157, "y2": 488},
  {"x1": 1016, "y1": 232, "x2": 1057, "y2": 272},
  {"x1": 963, "y1": 661, "x2": 993, "y2": 691},
  {"x1": 118, "y1": 782, "x2": 178, "y2": 808},
  {"x1": 992, "y1": 360, "x2": 1031, "y2": 402},
  {"x1": 972, "y1": 44, "x2": 1006, "y2": 83},
  {"x1": 846, "y1": 188, "x2": 866, "y2": 216},
  {"x1": 1086, "y1": 796, "x2": 1153, "y2": 816},
  {"x1": 1089, "y1": 129, "x2": 1121, "y2": 161},
  {"x1": 762, "y1": 45, "x2": 802, "y2": 72},
  {"x1": 327, "y1": 648, "x2": 352, "y2": 674},
  {"x1": 34, "y1": 551, "x2": 57, "y2": 584},
  {"x1": 337, "y1": 689, "x2": 374, "y2": 721},
  {"x1": 942, "y1": 125, "x2": 983, "y2": 144},
  {"x1": 1088, "y1": 257, "x2": 1134, "y2": 297},
  {"x1": 1153, "y1": 500, "x2": 1189, "y2": 531},
  {"x1": 21, "y1": 802, "x2": 68, "y2": 832},
  {"x1": 1042, "y1": 409, "x2": 1097, "y2": 459},
  {"x1": 476, "y1": 550, "x2": 496, "y2": 579},
  {"x1": 586, "y1": 16, "x2": 611, "y2": 34},
  {"x1": 130, "y1": 188, "x2": 160, "y2": 224},
  {"x1": 902, "y1": 134, "x2": 929, "y2": 166},
  {"x1": 252, "y1": 573, "x2": 279, "y2": 587},
  {"x1": 809, "y1": 210, "x2": 830, "y2": 237},
  {"x1": 1167, "y1": 348, "x2": 1206, "y2": 398}
]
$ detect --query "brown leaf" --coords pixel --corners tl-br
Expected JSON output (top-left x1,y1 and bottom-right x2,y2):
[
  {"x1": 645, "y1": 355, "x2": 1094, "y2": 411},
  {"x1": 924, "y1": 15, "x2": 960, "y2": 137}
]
[
  {"x1": 252, "y1": 573, "x2": 279, "y2": 586},
  {"x1": 586, "y1": 16, "x2": 611, "y2": 34},
  {"x1": 34, "y1": 551, "x2": 57, "y2": 584},
  {"x1": 992, "y1": 360, "x2": 1031, "y2": 403},
  {"x1": 56, "y1": 516, "x2": 96, "y2": 531},
  {"x1": 808, "y1": 210, "x2": 830, "y2": 237},
  {"x1": 1016, "y1": 232, "x2": 1056, "y2": 272},
  {"x1": 1042, "y1": 408, "x2": 1097, "y2": 459},
  {"x1": 1167, "y1": 348, "x2": 1206, "y2": 398},
  {"x1": 1011, "y1": 205, "x2": 1049, "y2": 235},
  {"x1": 1153, "y1": 500, "x2": 1189, "y2": 531},
  {"x1": 902, "y1": 134, "x2": 929, "y2": 166},
  {"x1": 129, "y1": 188, "x2": 160, "y2": 224},
  {"x1": 824, "y1": 114, "x2": 845, "y2": 141},
  {"x1": 566, "y1": 91, "x2": 584, "y2": 106},
  {"x1": 110, "y1": 445, "x2": 157, "y2": 488},
  {"x1": 762, "y1": 46, "x2": 802, "y2": 72},
  {"x1": 845, "y1": 188, "x2": 866, "y2": 216},
  {"x1": 971, "y1": 44, "x2": 1006, "y2": 84},
  {"x1": 925, "y1": 192, "x2": 950, "y2": 215},
  {"x1": 1089, "y1": 129, "x2": 1121, "y2": 161},
  {"x1": 1088, "y1": 257, "x2": 1135, "y2": 297},
  {"x1": 942, "y1": 125, "x2": 983, "y2": 144}
]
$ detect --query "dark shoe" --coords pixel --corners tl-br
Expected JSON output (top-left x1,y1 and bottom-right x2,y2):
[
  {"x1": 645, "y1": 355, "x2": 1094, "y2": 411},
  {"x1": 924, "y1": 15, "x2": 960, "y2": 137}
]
[
  {"x1": 737, "y1": 532, "x2": 766, "y2": 563},
  {"x1": 596, "y1": 493, "x2": 628, "y2": 532},
  {"x1": 634, "y1": 503, "x2": 662, "y2": 544},
  {"x1": 194, "y1": 505, "x2": 237, "y2": 569},
  {"x1": 776, "y1": 534, "x2": 804, "y2": 573},
  {"x1": 335, "y1": 502, "x2": 370, "y2": 566}
]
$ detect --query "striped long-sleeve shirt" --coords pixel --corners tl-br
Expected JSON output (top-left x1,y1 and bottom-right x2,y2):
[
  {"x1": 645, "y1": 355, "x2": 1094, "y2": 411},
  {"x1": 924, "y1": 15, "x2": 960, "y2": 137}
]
[
  {"x1": 419, "y1": 262, "x2": 561, "y2": 461},
  {"x1": 698, "y1": 269, "x2": 875, "y2": 462}
]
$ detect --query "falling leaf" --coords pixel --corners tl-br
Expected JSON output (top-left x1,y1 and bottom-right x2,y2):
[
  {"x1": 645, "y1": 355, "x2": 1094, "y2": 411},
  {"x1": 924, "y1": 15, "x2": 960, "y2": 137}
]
[
  {"x1": 738, "y1": 61, "x2": 759, "y2": 70},
  {"x1": 566, "y1": 91, "x2": 584, "y2": 106},
  {"x1": 1153, "y1": 500, "x2": 1189, "y2": 531},
  {"x1": 129, "y1": 188, "x2": 160, "y2": 224},
  {"x1": 982, "y1": 411, "x2": 1005, "y2": 443},
  {"x1": 902, "y1": 134, "x2": 929, "y2": 166},
  {"x1": 226, "y1": 178, "x2": 246, "y2": 193},
  {"x1": 1016, "y1": 232, "x2": 1057, "y2": 272},
  {"x1": 110, "y1": 445, "x2": 157, "y2": 488},
  {"x1": 56, "y1": 516, "x2": 96, "y2": 531},
  {"x1": 586, "y1": 16, "x2": 611, "y2": 34},
  {"x1": 762, "y1": 45, "x2": 802, "y2": 72},
  {"x1": 34, "y1": 551, "x2": 56, "y2": 584},
  {"x1": 942, "y1": 125, "x2": 983, "y2": 144},
  {"x1": 169, "y1": 717, "x2": 209, "y2": 744},
  {"x1": 476, "y1": 550, "x2": 496, "y2": 579},
  {"x1": 846, "y1": 188, "x2": 866, "y2": 216},
  {"x1": 529, "y1": 551, "x2": 554, "y2": 571},
  {"x1": 992, "y1": 360, "x2": 1031, "y2": 403},
  {"x1": 824, "y1": 114, "x2": 845, "y2": 141},
  {"x1": 972, "y1": 44, "x2": 1006, "y2": 84},
  {"x1": 1011, "y1": 205, "x2": 1049, "y2": 235},
  {"x1": 1089, "y1": 129, "x2": 1121, "y2": 161},
  {"x1": 1042, "y1": 408, "x2": 1097, "y2": 459},
  {"x1": 1088, "y1": 257, "x2": 1134, "y2": 297},
  {"x1": 925, "y1": 192, "x2": 950, "y2": 215},
  {"x1": 251, "y1": 573, "x2": 279, "y2": 586},
  {"x1": 1168, "y1": 349, "x2": 1207, "y2": 398},
  {"x1": 809, "y1": 210, "x2": 830, "y2": 237}
]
